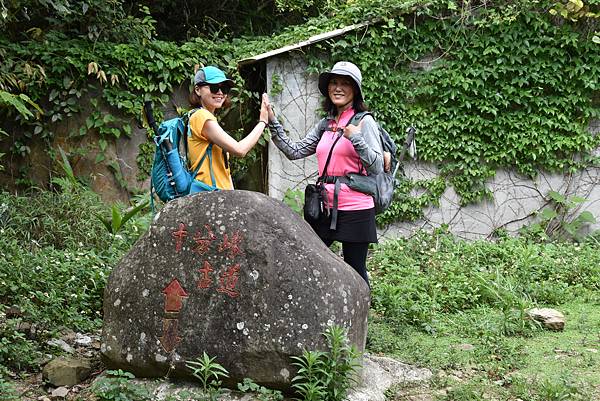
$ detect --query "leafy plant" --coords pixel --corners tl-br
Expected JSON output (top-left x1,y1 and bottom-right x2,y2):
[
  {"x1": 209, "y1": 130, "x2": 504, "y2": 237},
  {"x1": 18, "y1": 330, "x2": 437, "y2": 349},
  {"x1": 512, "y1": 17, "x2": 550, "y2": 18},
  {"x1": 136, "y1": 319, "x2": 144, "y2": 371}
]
[
  {"x1": 282, "y1": 188, "x2": 304, "y2": 215},
  {"x1": 186, "y1": 352, "x2": 229, "y2": 401},
  {"x1": 237, "y1": 378, "x2": 284, "y2": 401},
  {"x1": 0, "y1": 320, "x2": 41, "y2": 371},
  {"x1": 521, "y1": 191, "x2": 597, "y2": 242},
  {"x1": 0, "y1": 90, "x2": 42, "y2": 119},
  {"x1": 90, "y1": 369, "x2": 151, "y2": 401},
  {"x1": 96, "y1": 199, "x2": 150, "y2": 235},
  {"x1": 291, "y1": 325, "x2": 361, "y2": 401},
  {"x1": 475, "y1": 269, "x2": 540, "y2": 337},
  {"x1": 0, "y1": 376, "x2": 19, "y2": 401}
]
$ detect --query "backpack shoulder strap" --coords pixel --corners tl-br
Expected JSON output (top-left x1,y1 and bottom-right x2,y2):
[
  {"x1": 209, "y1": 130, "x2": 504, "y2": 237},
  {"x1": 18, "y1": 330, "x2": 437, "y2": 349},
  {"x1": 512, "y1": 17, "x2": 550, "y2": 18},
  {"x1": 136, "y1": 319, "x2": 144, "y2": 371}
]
[
  {"x1": 183, "y1": 107, "x2": 204, "y2": 169},
  {"x1": 349, "y1": 111, "x2": 373, "y2": 126},
  {"x1": 316, "y1": 117, "x2": 331, "y2": 138}
]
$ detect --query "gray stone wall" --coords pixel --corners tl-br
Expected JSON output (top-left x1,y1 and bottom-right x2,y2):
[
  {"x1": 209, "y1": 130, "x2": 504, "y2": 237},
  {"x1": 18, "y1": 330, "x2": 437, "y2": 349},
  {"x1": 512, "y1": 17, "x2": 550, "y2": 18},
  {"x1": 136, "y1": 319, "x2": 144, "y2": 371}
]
[
  {"x1": 267, "y1": 55, "x2": 321, "y2": 199},
  {"x1": 265, "y1": 55, "x2": 600, "y2": 240}
]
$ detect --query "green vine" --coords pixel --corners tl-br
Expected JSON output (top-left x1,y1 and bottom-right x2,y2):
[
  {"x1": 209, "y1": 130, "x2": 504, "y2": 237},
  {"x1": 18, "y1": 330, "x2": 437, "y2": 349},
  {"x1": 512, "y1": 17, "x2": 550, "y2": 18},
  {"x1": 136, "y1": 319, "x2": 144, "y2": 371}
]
[
  {"x1": 305, "y1": 6, "x2": 599, "y2": 222},
  {"x1": 0, "y1": 0, "x2": 598, "y2": 225}
]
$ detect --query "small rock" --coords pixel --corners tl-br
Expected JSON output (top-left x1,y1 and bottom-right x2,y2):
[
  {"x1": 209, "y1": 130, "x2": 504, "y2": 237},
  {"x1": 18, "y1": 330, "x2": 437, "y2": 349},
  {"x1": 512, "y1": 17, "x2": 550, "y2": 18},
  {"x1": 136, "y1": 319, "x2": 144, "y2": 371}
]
[
  {"x1": 51, "y1": 387, "x2": 69, "y2": 398},
  {"x1": 37, "y1": 397, "x2": 51, "y2": 401},
  {"x1": 527, "y1": 308, "x2": 565, "y2": 331},
  {"x1": 47, "y1": 339, "x2": 75, "y2": 354},
  {"x1": 75, "y1": 333, "x2": 92, "y2": 346},
  {"x1": 43, "y1": 357, "x2": 92, "y2": 387},
  {"x1": 585, "y1": 348, "x2": 598, "y2": 353},
  {"x1": 455, "y1": 343, "x2": 474, "y2": 351}
]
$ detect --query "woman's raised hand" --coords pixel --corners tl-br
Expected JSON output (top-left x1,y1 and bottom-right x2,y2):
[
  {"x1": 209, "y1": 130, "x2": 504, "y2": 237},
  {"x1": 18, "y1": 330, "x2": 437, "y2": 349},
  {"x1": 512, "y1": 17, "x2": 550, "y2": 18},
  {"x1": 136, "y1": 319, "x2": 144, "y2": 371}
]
[
  {"x1": 263, "y1": 93, "x2": 276, "y2": 122},
  {"x1": 259, "y1": 94, "x2": 269, "y2": 123}
]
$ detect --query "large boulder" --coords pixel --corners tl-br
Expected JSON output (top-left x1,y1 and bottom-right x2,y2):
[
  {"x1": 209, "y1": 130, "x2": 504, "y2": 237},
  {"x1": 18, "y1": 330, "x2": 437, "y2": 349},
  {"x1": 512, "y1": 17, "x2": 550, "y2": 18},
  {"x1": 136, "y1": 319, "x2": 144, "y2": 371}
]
[{"x1": 101, "y1": 190, "x2": 370, "y2": 389}]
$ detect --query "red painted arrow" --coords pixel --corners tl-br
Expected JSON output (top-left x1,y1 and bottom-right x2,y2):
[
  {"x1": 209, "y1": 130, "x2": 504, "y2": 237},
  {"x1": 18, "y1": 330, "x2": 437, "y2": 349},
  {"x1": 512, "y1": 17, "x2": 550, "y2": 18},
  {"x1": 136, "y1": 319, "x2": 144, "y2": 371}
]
[
  {"x1": 159, "y1": 319, "x2": 182, "y2": 353},
  {"x1": 162, "y1": 279, "x2": 188, "y2": 312}
]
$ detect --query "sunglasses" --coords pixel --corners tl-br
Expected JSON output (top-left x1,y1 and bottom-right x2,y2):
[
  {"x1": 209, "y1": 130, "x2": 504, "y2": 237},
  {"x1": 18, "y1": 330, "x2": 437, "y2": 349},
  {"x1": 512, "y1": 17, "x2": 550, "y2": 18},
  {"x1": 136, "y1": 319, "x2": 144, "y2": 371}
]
[{"x1": 198, "y1": 83, "x2": 232, "y2": 95}]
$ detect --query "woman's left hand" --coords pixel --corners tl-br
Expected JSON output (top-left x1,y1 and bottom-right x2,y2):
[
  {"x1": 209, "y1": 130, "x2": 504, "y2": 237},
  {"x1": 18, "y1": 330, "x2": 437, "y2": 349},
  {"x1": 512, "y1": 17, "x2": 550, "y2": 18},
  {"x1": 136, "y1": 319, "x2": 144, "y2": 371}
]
[{"x1": 343, "y1": 120, "x2": 362, "y2": 138}]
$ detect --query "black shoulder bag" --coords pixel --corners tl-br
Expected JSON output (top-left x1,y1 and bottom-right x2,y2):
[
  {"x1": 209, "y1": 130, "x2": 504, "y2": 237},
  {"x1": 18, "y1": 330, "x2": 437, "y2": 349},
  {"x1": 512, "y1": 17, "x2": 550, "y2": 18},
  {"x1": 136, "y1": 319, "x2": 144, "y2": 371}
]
[{"x1": 303, "y1": 132, "x2": 343, "y2": 225}]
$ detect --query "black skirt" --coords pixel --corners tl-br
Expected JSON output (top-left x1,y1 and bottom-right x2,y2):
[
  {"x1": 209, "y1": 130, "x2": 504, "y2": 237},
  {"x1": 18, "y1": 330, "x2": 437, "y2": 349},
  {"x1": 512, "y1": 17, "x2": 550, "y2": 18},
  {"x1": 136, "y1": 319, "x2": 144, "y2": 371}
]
[{"x1": 309, "y1": 208, "x2": 378, "y2": 243}]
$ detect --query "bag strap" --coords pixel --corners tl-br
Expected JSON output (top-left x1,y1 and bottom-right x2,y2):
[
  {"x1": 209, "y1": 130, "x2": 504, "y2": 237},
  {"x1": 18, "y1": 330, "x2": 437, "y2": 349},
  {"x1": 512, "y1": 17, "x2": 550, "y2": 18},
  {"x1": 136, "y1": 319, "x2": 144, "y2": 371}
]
[
  {"x1": 319, "y1": 132, "x2": 343, "y2": 182},
  {"x1": 317, "y1": 133, "x2": 343, "y2": 230},
  {"x1": 316, "y1": 117, "x2": 331, "y2": 138},
  {"x1": 190, "y1": 143, "x2": 215, "y2": 187},
  {"x1": 183, "y1": 108, "x2": 201, "y2": 169},
  {"x1": 184, "y1": 107, "x2": 218, "y2": 187},
  {"x1": 348, "y1": 111, "x2": 371, "y2": 126}
]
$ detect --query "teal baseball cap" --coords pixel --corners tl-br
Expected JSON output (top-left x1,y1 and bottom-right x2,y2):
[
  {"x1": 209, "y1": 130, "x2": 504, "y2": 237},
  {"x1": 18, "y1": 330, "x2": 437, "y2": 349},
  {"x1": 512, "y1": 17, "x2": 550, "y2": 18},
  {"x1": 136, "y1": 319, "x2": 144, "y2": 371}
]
[{"x1": 194, "y1": 66, "x2": 234, "y2": 87}]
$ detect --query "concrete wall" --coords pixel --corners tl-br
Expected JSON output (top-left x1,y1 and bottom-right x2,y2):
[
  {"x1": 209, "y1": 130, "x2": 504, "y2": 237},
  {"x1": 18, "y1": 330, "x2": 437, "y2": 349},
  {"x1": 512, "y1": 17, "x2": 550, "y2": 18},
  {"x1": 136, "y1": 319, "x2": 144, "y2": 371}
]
[
  {"x1": 265, "y1": 54, "x2": 600, "y2": 240},
  {"x1": 267, "y1": 55, "x2": 321, "y2": 199}
]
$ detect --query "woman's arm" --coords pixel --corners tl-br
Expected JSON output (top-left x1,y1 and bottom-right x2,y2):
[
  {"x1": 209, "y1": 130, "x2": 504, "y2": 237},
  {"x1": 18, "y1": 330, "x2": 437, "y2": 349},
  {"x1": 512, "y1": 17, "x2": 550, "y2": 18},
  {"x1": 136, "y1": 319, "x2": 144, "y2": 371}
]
[
  {"x1": 268, "y1": 117, "x2": 323, "y2": 160},
  {"x1": 344, "y1": 115, "x2": 384, "y2": 175},
  {"x1": 202, "y1": 120, "x2": 266, "y2": 157},
  {"x1": 202, "y1": 94, "x2": 269, "y2": 157}
]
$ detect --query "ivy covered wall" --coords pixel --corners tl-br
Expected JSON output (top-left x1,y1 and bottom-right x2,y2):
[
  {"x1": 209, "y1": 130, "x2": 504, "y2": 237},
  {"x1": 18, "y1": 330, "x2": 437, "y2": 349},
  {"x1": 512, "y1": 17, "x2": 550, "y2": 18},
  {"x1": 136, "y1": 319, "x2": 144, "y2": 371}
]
[
  {"x1": 261, "y1": 11, "x2": 599, "y2": 238},
  {"x1": 0, "y1": 1, "x2": 598, "y2": 235}
]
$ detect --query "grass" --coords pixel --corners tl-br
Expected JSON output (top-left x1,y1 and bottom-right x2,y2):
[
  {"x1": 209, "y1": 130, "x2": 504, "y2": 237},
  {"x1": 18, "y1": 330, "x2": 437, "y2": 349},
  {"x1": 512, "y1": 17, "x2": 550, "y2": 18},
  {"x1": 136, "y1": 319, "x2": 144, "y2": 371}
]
[{"x1": 368, "y1": 230, "x2": 600, "y2": 400}]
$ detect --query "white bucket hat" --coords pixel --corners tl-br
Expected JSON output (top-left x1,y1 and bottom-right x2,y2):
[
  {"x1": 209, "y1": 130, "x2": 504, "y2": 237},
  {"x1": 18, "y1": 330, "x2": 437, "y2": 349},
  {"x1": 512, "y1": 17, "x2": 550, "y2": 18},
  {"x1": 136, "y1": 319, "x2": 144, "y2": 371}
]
[{"x1": 318, "y1": 61, "x2": 363, "y2": 99}]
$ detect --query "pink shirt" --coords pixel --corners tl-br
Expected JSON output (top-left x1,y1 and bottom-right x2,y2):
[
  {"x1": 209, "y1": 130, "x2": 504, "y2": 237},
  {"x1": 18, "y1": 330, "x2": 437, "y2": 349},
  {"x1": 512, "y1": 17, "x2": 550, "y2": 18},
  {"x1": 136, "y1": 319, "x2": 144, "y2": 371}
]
[{"x1": 316, "y1": 108, "x2": 375, "y2": 211}]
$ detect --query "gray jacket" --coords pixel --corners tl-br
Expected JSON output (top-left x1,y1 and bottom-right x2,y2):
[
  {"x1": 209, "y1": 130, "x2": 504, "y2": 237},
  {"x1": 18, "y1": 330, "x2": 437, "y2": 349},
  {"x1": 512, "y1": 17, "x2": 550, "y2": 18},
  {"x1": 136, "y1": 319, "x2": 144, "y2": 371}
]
[{"x1": 268, "y1": 114, "x2": 383, "y2": 175}]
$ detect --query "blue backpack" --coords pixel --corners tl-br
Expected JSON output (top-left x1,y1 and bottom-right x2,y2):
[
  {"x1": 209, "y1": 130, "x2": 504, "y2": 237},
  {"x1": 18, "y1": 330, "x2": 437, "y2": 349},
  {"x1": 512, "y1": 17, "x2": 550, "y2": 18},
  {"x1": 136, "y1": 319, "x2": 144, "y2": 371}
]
[{"x1": 149, "y1": 108, "x2": 219, "y2": 206}]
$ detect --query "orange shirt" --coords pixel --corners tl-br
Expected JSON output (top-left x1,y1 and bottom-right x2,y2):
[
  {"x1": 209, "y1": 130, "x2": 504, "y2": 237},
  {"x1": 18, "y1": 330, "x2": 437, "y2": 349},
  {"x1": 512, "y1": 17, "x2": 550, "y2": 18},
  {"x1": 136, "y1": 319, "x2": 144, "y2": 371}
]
[{"x1": 187, "y1": 109, "x2": 233, "y2": 190}]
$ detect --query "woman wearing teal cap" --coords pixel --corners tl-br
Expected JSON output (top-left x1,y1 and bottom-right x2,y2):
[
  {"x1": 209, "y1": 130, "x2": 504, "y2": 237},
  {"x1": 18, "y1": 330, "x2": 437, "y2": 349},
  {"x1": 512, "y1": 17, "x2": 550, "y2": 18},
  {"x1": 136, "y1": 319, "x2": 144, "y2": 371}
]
[{"x1": 188, "y1": 66, "x2": 269, "y2": 191}]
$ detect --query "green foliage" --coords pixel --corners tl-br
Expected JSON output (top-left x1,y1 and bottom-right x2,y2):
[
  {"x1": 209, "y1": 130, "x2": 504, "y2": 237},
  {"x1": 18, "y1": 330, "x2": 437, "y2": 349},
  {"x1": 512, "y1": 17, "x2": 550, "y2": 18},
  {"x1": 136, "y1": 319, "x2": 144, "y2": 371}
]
[
  {"x1": 237, "y1": 378, "x2": 284, "y2": 401},
  {"x1": 91, "y1": 369, "x2": 151, "y2": 401},
  {"x1": 186, "y1": 352, "x2": 229, "y2": 400},
  {"x1": 283, "y1": 188, "x2": 304, "y2": 215},
  {"x1": 0, "y1": 376, "x2": 19, "y2": 401},
  {"x1": 370, "y1": 230, "x2": 600, "y2": 331},
  {"x1": 96, "y1": 199, "x2": 150, "y2": 235},
  {"x1": 291, "y1": 325, "x2": 361, "y2": 401},
  {"x1": 509, "y1": 375, "x2": 593, "y2": 400},
  {"x1": 437, "y1": 383, "x2": 485, "y2": 401},
  {"x1": 0, "y1": 90, "x2": 42, "y2": 119},
  {"x1": 521, "y1": 191, "x2": 597, "y2": 242},
  {"x1": 0, "y1": 320, "x2": 41, "y2": 371},
  {"x1": 0, "y1": 183, "x2": 146, "y2": 373}
]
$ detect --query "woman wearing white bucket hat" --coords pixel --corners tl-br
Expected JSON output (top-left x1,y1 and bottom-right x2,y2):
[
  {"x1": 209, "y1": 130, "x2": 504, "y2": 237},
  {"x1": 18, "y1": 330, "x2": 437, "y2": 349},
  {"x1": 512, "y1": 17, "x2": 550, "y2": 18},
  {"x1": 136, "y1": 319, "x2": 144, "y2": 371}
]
[{"x1": 265, "y1": 61, "x2": 383, "y2": 287}]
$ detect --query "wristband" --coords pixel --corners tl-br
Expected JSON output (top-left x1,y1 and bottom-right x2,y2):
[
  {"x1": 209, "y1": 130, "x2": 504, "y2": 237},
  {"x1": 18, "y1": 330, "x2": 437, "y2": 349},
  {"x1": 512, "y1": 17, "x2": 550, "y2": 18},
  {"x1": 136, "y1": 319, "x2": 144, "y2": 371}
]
[{"x1": 259, "y1": 120, "x2": 269, "y2": 127}]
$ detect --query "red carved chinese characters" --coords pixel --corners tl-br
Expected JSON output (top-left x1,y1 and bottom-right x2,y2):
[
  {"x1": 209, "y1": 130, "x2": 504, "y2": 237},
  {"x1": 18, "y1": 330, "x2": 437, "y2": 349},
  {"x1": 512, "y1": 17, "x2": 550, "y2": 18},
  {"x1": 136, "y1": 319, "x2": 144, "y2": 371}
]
[
  {"x1": 168, "y1": 223, "x2": 244, "y2": 299},
  {"x1": 160, "y1": 319, "x2": 182, "y2": 353},
  {"x1": 216, "y1": 263, "x2": 241, "y2": 298},
  {"x1": 197, "y1": 261, "x2": 214, "y2": 289},
  {"x1": 218, "y1": 231, "x2": 244, "y2": 259},
  {"x1": 171, "y1": 223, "x2": 188, "y2": 253},
  {"x1": 192, "y1": 224, "x2": 216, "y2": 256}
]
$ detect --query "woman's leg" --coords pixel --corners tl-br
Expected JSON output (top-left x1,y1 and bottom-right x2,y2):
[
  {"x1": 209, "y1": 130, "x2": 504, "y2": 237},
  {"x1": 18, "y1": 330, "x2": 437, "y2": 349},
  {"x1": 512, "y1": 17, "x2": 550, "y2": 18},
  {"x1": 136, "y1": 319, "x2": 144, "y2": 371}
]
[{"x1": 341, "y1": 242, "x2": 370, "y2": 287}]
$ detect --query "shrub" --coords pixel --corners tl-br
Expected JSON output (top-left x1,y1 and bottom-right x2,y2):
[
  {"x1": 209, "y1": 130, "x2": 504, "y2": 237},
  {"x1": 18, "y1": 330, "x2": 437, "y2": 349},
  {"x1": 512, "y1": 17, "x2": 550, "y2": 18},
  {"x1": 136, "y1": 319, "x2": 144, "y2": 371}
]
[
  {"x1": 90, "y1": 369, "x2": 151, "y2": 401},
  {"x1": 0, "y1": 183, "x2": 149, "y2": 372}
]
